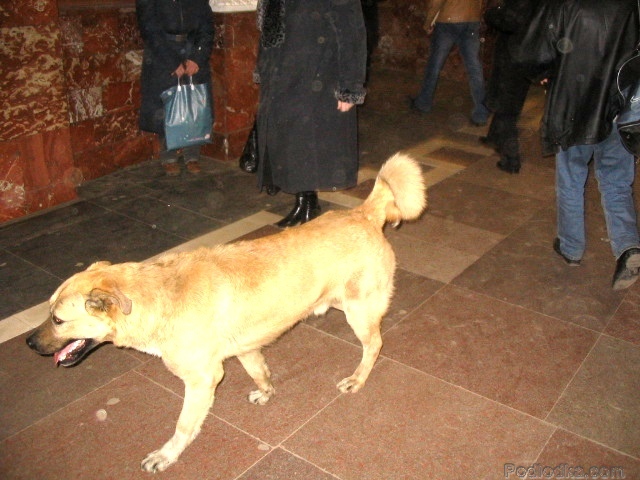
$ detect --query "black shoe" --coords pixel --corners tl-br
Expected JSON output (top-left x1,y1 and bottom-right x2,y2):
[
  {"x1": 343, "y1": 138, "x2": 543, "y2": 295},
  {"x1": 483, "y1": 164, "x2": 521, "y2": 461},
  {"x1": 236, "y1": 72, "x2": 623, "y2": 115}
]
[
  {"x1": 496, "y1": 156, "x2": 521, "y2": 174},
  {"x1": 276, "y1": 192, "x2": 321, "y2": 228},
  {"x1": 553, "y1": 238, "x2": 581, "y2": 266},
  {"x1": 239, "y1": 125, "x2": 258, "y2": 174},
  {"x1": 266, "y1": 185, "x2": 280, "y2": 196},
  {"x1": 612, "y1": 247, "x2": 640, "y2": 290},
  {"x1": 408, "y1": 96, "x2": 430, "y2": 114}
]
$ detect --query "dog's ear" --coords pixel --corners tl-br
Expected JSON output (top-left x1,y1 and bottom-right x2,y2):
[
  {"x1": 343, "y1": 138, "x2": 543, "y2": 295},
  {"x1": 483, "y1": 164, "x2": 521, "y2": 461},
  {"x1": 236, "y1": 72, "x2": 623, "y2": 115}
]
[
  {"x1": 87, "y1": 261, "x2": 112, "y2": 271},
  {"x1": 85, "y1": 287, "x2": 132, "y2": 315}
]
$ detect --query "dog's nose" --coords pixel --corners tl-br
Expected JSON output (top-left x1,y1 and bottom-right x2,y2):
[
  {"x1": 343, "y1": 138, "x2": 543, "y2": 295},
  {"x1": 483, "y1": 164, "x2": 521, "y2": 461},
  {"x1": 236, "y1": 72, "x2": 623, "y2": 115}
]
[{"x1": 26, "y1": 334, "x2": 37, "y2": 350}]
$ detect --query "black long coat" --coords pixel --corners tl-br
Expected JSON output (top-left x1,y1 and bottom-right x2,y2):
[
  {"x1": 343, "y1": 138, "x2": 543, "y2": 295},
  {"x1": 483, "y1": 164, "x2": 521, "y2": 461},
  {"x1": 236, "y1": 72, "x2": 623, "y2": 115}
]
[
  {"x1": 136, "y1": 0, "x2": 214, "y2": 134},
  {"x1": 511, "y1": 0, "x2": 639, "y2": 154},
  {"x1": 255, "y1": 0, "x2": 367, "y2": 194}
]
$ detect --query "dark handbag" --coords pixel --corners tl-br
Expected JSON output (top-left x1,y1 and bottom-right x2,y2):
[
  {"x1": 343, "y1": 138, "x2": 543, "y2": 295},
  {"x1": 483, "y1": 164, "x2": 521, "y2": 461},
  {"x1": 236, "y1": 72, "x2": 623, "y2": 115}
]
[
  {"x1": 161, "y1": 77, "x2": 213, "y2": 151},
  {"x1": 616, "y1": 52, "x2": 640, "y2": 156},
  {"x1": 615, "y1": 0, "x2": 640, "y2": 156},
  {"x1": 239, "y1": 121, "x2": 258, "y2": 173}
]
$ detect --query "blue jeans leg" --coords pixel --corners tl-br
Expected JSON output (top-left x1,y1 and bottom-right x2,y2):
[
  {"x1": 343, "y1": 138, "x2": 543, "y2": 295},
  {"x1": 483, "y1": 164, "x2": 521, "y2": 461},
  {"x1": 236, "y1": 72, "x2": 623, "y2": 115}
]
[
  {"x1": 413, "y1": 24, "x2": 456, "y2": 111},
  {"x1": 556, "y1": 145, "x2": 591, "y2": 261},
  {"x1": 556, "y1": 126, "x2": 640, "y2": 260},
  {"x1": 457, "y1": 23, "x2": 489, "y2": 123},
  {"x1": 594, "y1": 126, "x2": 639, "y2": 258}
]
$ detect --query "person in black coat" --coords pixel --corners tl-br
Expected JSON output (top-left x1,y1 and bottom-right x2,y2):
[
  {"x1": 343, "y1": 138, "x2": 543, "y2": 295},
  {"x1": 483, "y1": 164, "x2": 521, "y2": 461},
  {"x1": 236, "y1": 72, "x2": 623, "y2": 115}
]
[
  {"x1": 482, "y1": 0, "x2": 536, "y2": 174},
  {"x1": 255, "y1": 0, "x2": 368, "y2": 227},
  {"x1": 136, "y1": 0, "x2": 214, "y2": 176}
]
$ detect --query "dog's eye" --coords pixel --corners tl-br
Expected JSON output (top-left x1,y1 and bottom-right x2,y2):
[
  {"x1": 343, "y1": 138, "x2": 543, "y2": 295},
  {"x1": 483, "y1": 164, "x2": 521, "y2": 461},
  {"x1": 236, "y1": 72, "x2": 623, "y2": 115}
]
[{"x1": 52, "y1": 315, "x2": 64, "y2": 325}]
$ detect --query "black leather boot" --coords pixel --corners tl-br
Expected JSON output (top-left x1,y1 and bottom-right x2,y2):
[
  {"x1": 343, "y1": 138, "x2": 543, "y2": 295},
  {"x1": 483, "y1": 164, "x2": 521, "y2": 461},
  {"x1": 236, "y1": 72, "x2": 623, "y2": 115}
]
[
  {"x1": 239, "y1": 124, "x2": 258, "y2": 173},
  {"x1": 275, "y1": 191, "x2": 320, "y2": 228},
  {"x1": 496, "y1": 155, "x2": 521, "y2": 174}
]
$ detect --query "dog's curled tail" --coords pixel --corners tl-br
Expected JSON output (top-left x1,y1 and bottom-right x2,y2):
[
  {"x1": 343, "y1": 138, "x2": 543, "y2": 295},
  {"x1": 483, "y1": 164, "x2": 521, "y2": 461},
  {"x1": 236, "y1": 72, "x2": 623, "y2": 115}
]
[{"x1": 363, "y1": 152, "x2": 427, "y2": 228}]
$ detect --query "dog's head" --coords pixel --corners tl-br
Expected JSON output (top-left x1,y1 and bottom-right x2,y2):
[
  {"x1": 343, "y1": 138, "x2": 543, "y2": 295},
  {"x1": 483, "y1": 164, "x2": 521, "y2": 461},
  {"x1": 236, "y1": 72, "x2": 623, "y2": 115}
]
[{"x1": 26, "y1": 261, "x2": 132, "y2": 367}]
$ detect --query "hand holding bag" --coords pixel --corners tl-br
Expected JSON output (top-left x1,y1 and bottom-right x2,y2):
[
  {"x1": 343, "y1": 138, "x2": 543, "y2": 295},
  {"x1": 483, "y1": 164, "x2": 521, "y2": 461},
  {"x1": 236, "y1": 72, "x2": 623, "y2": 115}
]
[{"x1": 161, "y1": 76, "x2": 213, "y2": 151}]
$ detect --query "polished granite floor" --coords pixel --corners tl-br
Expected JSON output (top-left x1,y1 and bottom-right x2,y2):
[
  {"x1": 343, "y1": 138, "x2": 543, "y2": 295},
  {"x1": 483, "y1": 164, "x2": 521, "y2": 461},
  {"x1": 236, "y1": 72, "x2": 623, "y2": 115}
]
[{"x1": 1, "y1": 69, "x2": 639, "y2": 479}]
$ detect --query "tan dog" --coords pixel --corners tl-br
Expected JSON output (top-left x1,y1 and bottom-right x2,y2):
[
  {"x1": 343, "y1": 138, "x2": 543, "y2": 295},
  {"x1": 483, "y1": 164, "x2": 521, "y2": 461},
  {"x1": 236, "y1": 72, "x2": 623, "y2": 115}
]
[{"x1": 26, "y1": 152, "x2": 427, "y2": 473}]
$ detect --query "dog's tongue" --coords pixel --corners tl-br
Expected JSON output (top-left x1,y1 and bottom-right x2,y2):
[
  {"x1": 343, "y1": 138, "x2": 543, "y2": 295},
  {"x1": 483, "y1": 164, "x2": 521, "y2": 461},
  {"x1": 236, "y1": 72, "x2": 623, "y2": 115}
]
[{"x1": 54, "y1": 340, "x2": 85, "y2": 366}]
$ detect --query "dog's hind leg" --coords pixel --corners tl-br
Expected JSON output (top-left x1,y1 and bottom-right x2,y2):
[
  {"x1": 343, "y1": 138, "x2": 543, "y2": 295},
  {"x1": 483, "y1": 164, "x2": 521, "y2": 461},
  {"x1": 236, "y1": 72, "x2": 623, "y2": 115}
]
[
  {"x1": 238, "y1": 349, "x2": 275, "y2": 405},
  {"x1": 337, "y1": 303, "x2": 384, "y2": 394},
  {"x1": 141, "y1": 362, "x2": 225, "y2": 473}
]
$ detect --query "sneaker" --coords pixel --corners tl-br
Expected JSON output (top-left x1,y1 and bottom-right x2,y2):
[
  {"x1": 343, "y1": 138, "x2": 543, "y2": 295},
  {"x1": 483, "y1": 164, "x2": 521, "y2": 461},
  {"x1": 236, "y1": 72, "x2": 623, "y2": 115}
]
[
  {"x1": 553, "y1": 238, "x2": 581, "y2": 266},
  {"x1": 185, "y1": 160, "x2": 201, "y2": 174},
  {"x1": 163, "y1": 162, "x2": 180, "y2": 177},
  {"x1": 612, "y1": 247, "x2": 640, "y2": 290}
]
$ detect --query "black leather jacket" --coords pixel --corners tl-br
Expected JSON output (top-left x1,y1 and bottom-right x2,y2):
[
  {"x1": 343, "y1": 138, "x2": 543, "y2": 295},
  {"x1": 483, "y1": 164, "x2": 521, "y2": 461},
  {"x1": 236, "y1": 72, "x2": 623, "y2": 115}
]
[{"x1": 510, "y1": 0, "x2": 639, "y2": 155}]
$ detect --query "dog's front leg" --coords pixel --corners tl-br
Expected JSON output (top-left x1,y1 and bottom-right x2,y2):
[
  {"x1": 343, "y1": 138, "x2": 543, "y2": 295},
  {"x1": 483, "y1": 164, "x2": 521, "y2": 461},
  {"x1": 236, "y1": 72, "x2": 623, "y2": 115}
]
[{"x1": 141, "y1": 364, "x2": 224, "y2": 473}]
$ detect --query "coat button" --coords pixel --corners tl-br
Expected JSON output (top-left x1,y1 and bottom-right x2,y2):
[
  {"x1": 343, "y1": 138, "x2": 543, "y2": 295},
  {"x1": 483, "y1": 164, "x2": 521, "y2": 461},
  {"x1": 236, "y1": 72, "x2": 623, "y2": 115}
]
[
  {"x1": 317, "y1": 36, "x2": 325, "y2": 44},
  {"x1": 311, "y1": 80, "x2": 323, "y2": 91}
]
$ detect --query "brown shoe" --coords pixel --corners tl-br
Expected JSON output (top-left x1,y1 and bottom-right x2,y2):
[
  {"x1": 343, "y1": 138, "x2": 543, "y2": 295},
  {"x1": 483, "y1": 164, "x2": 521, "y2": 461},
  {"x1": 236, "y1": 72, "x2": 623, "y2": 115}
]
[
  {"x1": 163, "y1": 162, "x2": 180, "y2": 176},
  {"x1": 186, "y1": 160, "x2": 201, "y2": 174}
]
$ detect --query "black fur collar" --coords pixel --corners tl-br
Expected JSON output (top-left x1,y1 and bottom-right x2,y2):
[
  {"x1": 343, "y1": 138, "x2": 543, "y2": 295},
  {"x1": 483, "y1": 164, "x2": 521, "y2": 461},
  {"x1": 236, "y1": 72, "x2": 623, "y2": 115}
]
[{"x1": 257, "y1": 0, "x2": 285, "y2": 48}]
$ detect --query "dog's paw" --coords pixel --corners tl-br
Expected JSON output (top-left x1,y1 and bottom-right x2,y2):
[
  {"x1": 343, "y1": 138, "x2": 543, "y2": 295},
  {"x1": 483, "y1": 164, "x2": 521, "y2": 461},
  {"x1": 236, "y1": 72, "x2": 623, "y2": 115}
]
[
  {"x1": 337, "y1": 376, "x2": 364, "y2": 393},
  {"x1": 248, "y1": 388, "x2": 273, "y2": 405},
  {"x1": 141, "y1": 450, "x2": 176, "y2": 473}
]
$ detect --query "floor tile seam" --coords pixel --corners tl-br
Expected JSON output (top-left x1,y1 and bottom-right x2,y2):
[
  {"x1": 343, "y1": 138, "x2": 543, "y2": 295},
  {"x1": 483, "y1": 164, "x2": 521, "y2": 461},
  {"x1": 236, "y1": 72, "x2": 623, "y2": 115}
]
[
  {"x1": 600, "y1": 296, "x2": 639, "y2": 347},
  {"x1": 85, "y1": 197, "x2": 206, "y2": 241},
  {"x1": 387, "y1": 219, "x2": 505, "y2": 253},
  {"x1": 262, "y1": 446, "x2": 343, "y2": 480},
  {"x1": 379, "y1": 354, "x2": 563, "y2": 432},
  {"x1": 91, "y1": 189, "x2": 240, "y2": 226},
  {"x1": 551, "y1": 426, "x2": 640, "y2": 462},
  {"x1": 597, "y1": 331, "x2": 640, "y2": 350},
  {"x1": 212, "y1": 375, "x2": 348, "y2": 456},
  {"x1": 0, "y1": 371, "x2": 132, "y2": 445},
  {"x1": 131, "y1": 366, "x2": 187, "y2": 401},
  {"x1": 2, "y1": 246, "x2": 66, "y2": 285},
  {"x1": 541, "y1": 332, "x2": 604, "y2": 425},
  {"x1": 448, "y1": 283, "x2": 607, "y2": 338},
  {"x1": 272, "y1": 379, "x2": 356, "y2": 449},
  {"x1": 378, "y1": 283, "x2": 448, "y2": 339},
  {"x1": 529, "y1": 426, "x2": 559, "y2": 469}
]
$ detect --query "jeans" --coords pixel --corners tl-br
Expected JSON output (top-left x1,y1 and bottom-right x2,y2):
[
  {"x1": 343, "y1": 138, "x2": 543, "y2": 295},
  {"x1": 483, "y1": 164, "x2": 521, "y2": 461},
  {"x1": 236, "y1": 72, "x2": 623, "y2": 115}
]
[
  {"x1": 556, "y1": 124, "x2": 639, "y2": 260},
  {"x1": 414, "y1": 22, "x2": 490, "y2": 123},
  {"x1": 158, "y1": 135, "x2": 201, "y2": 165}
]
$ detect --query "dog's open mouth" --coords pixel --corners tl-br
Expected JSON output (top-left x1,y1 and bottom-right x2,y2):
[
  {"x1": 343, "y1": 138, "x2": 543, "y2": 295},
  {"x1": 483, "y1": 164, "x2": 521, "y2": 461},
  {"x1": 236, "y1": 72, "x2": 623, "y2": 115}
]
[{"x1": 54, "y1": 339, "x2": 98, "y2": 367}]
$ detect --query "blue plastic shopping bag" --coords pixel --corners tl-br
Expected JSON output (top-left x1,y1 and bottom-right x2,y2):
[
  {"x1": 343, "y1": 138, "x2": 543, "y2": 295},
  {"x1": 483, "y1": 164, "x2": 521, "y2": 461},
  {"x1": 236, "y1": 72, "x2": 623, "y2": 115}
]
[{"x1": 161, "y1": 77, "x2": 213, "y2": 150}]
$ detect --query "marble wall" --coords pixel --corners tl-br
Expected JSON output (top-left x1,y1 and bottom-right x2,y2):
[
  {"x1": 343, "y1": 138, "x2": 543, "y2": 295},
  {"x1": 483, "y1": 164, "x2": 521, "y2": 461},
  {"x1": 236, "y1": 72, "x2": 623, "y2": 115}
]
[
  {"x1": 0, "y1": 0, "x2": 78, "y2": 222},
  {"x1": 0, "y1": 1, "x2": 261, "y2": 223}
]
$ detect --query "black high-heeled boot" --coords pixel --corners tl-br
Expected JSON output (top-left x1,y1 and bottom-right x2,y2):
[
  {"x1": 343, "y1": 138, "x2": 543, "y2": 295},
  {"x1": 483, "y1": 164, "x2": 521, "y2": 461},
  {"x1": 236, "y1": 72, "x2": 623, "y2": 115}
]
[
  {"x1": 239, "y1": 124, "x2": 258, "y2": 173},
  {"x1": 496, "y1": 155, "x2": 521, "y2": 174},
  {"x1": 276, "y1": 191, "x2": 320, "y2": 228}
]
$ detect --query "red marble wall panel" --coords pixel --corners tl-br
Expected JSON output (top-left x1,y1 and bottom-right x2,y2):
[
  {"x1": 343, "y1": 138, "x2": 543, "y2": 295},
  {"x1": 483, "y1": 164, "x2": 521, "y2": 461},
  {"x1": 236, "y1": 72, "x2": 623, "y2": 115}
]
[
  {"x1": 0, "y1": 0, "x2": 58, "y2": 28},
  {"x1": 0, "y1": 139, "x2": 28, "y2": 221},
  {"x1": 112, "y1": 133, "x2": 154, "y2": 170},
  {"x1": 0, "y1": 24, "x2": 68, "y2": 142},
  {"x1": 209, "y1": 11, "x2": 259, "y2": 162},
  {"x1": 94, "y1": 110, "x2": 139, "y2": 146},
  {"x1": 103, "y1": 80, "x2": 139, "y2": 112},
  {"x1": 69, "y1": 119, "x2": 96, "y2": 153},
  {"x1": 0, "y1": 129, "x2": 77, "y2": 222}
]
